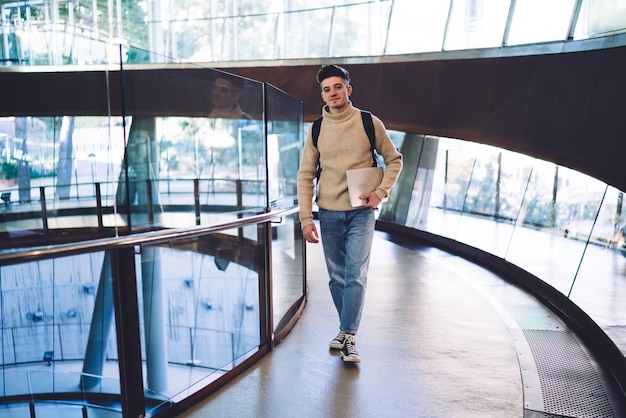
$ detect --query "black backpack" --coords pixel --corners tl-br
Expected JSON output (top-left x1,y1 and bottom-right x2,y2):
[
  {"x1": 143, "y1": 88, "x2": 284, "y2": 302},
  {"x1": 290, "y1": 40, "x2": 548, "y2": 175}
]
[{"x1": 311, "y1": 110, "x2": 379, "y2": 175}]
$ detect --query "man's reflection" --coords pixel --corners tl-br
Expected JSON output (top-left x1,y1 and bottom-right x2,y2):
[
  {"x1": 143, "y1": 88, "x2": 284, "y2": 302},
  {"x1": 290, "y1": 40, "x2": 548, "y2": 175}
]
[
  {"x1": 209, "y1": 75, "x2": 251, "y2": 120},
  {"x1": 205, "y1": 74, "x2": 260, "y2": 193}
]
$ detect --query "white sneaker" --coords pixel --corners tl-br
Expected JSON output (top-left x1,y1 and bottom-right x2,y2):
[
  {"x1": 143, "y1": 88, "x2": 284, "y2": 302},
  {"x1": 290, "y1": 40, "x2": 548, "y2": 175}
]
[
  {"x1": 340, "y1": 334, "x2": 361, "y2": 363},
  {"x1": 329, "y1": 331, "x2": 348, "y2": 349}
]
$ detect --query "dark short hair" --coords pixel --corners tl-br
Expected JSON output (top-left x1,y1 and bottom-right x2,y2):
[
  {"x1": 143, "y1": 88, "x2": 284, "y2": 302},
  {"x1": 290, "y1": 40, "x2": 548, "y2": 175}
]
[
  {"x1": 214, "y1": 72, "x2": 245, "y2": 91},
  {"x1": 316, "y1": 64, "x2": 350, "y2": 84}
]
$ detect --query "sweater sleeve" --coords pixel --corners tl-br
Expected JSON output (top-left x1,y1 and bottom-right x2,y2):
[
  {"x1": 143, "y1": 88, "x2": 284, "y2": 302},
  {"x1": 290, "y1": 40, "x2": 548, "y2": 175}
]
[
  {"x1": 297, "y1": 127, "x2": 319, "y2": 229},
  {"x1": 372, "y1": 115, "x2": 403, "y2": 201}
]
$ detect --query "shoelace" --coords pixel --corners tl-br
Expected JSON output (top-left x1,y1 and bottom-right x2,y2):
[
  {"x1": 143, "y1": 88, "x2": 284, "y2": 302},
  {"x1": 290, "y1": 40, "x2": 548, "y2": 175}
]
[{"x1": 344, "y1": 337, "x2": 358, "y2": 355}]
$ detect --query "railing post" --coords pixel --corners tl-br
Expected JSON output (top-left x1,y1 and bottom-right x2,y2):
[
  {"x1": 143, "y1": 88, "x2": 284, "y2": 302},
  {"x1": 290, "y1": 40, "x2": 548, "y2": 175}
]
[
  {"x1": 146, "y1": 180, "x2": 154, "y2": 225},
  {"x1": 194, "y1": 179, "x2": 200, "y2": 225},
  {"x1": 236, "y1": 180, "x2": 243, "y2": 213},
  {"x1": 236, "y1": 180, "x2": 243, "y2": 239},
  {"x1": 110, "y1": 246, "x2": 145, "y2": 418},
  {"x1": 189, "y1": 327, "x2": 194, "y2": 365},
  {"x1": 57, "y1": 324, "x2": 64, "y2": 360},
  {"x1": 27, "y1": 371, "x2": 35, "y2": 418},
  {"x1": 258, "y1": 222, "x2": 274, "y2": 349},
  {"x1": 39, "y1": 186, "x2": 48, "y2": 231},
  {"x1": 95, "y1": 182, "x2": 104, "y2": 230}
]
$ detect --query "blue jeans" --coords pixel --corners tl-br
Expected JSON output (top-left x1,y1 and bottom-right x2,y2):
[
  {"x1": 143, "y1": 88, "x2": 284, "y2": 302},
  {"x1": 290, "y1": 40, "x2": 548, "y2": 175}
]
[{"x1": 318, "y1": 208, "x2": 376, "y2": 334}]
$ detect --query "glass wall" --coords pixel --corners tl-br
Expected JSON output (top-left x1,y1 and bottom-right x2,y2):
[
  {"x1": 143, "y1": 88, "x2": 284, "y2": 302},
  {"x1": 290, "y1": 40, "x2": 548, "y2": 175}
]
[
  {"x1": 379, "y1": 133, "x2": 626, "y2": 357},
  {"x1": 2, "y1": 1, "x2": 626, "y2": 68}
]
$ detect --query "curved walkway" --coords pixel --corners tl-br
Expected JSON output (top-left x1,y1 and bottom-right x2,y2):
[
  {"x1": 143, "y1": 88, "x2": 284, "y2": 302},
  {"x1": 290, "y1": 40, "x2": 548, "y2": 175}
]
[{"x1": 181, "y1": 229, "x2": 621, "y2": 418}]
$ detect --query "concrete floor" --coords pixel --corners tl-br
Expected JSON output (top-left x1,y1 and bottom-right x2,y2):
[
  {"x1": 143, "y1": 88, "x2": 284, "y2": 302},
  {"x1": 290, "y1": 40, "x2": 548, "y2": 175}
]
[
  {"x1": 180, "y1": 232, "x2": 533, "y2": 418},
  {"x1": 178, "y1": 226, "x2": 626, "y2": 418}
]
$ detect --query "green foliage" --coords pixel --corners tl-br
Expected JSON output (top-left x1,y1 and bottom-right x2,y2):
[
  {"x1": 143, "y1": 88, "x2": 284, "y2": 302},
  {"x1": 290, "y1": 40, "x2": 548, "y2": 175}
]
[{"x1": 1, "y1": 160, "x2": 18, "y2": 179}]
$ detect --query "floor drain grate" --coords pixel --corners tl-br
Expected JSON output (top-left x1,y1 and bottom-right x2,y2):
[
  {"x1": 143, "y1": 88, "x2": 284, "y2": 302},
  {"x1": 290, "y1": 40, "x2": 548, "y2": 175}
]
[{"x1": 524, "y1": 329, "x2": 615, "y2": 418}]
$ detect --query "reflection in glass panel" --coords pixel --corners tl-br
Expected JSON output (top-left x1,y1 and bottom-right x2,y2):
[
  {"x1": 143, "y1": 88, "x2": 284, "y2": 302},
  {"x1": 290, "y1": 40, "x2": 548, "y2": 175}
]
[
  {"x1": 272, "y1": 212, "x2": 304, "y2": 334},
  {"x1": 504, "y1": 164, "x2": 606, "y2": 294},
  {"x1": 142, "y1": 71, "x2": 265, "y2": 223},
  {"x1": 507, "y1": 0, "x2": 576, "y2": 45},
  {"x1": 456, "y1": 144, "x2": 516, "y2": 256},
  {"x1": 385, "y1": 0, "x2": 451, "y2": 54},
  {"x1": 381, "y1": 130, "x2": 626, "y2": 356},
  {"x1": 424, "y1": 137, "x2": 480, "y2": 239},
  {"x1": 156, "y1": 115, "x2": 266, "y2": 222},
  {"x1": 0, "y1": 68, "x2": 268, "y2": 235},
  {"x1": 0, "y1": 251, "x2": 120, "y2": 402},
  {"x1": 0, "y1": 115, "x2": 126, "y2": 238},
  {"x1": 265, "y1": 84, "x2": 302, "y2": 204},
  {"x1": 444, "y1": 0, "x2": 511, "y2": 50},
  {"x1": 571, "y1": 186, "x2": 626, "y2": 343},
  {"x1": 141, "y1": 225, "x2": 261, "y2": 403}
]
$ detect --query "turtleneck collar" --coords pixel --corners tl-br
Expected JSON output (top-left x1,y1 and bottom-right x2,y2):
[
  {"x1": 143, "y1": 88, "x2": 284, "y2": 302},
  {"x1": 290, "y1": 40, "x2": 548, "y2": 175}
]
[{"x1": 322, "y1": 101, "x2": 354, "y2": 121}]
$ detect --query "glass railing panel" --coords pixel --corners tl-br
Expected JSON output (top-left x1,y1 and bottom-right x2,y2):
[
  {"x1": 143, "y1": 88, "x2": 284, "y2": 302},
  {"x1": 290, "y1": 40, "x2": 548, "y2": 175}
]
[
  {"x1": 507, "y1": 0, "x2": 577, "y2": 46},
  {"x1": 115, "y1": 57, "x2": 265, "y2": 230},
  {"x1": 271, "y1": 211, "x2": 304, "y2": 335},
  {"x1": 0, "y1": 250, "x2": 121, "y2": 408},
  {"x1": 0, "y1": 114, "x2": 127, "y2": 238},
  {"x1": 0, "y1": 37, "x2": 123, "y2": 241},
  {"x1": 424, "y1": 137, "x2": 480, "y2": 239},
  {"x1": 503, "y1": 163, "x2": 606, "y2": 295},
  {"x1": 565, "y1": 184, "x2": 624, "y2": 328},
  {"x1": 2, "y1": 207, "x2": 303, "y2": 415},
  {"x1": 385, "y1": 0, "x2": 451, "y2": 55},
  {"x1": 454, "y1": 144, "x2": 523, "y2": 256},
  {"x1": 265, "y1": 83, "x2": 302, "y2": 205},
  {"x1": 390, "y1": 131, "x2": 626, "y2": 357},
  {"x1": 444, "y1": 0, "x2": 511, "y2": 50},
  {"x1": 140, "y1": 224, "x2": 263, "y2": 409}
]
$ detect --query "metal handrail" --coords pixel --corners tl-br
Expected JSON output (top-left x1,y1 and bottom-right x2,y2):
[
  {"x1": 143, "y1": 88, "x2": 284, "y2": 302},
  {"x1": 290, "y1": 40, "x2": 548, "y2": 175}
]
[{"x1": 0, "y1": 205, "x2": 299, "y2": 265}]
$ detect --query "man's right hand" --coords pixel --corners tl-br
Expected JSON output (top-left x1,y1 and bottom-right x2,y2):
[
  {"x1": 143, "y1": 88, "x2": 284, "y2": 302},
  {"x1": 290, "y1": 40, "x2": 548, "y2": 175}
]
[{"x1": 303, "y1": 224, "x2": 319, "y2": 244}]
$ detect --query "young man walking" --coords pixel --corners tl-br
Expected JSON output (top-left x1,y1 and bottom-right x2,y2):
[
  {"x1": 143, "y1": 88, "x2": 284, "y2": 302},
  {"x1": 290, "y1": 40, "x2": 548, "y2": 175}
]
[{"x1": 297, "y1": 64, "x2": 403, "y2": 363}]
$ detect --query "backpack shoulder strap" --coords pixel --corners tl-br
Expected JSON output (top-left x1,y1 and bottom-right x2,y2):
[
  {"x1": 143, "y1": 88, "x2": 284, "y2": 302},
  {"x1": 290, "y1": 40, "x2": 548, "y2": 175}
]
[
  {"x1": 360, "y1": 110, "x2": 378, "y2": 167},
  {"x1": 313, "y1": 111, "x2": 377, "y2": 166},
  {"x1": 312, "y1": 116, "x2": 323, "y2": 148},
  {"x1": 360, "y1": 110, "x2": 375, "y2": 149}
]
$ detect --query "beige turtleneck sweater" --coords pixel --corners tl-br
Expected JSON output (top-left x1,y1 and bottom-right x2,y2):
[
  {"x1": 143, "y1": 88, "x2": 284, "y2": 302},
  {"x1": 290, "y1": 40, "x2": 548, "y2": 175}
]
[{"x1": 297, "y1": 103, "x2": 403, "y2": 229}]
